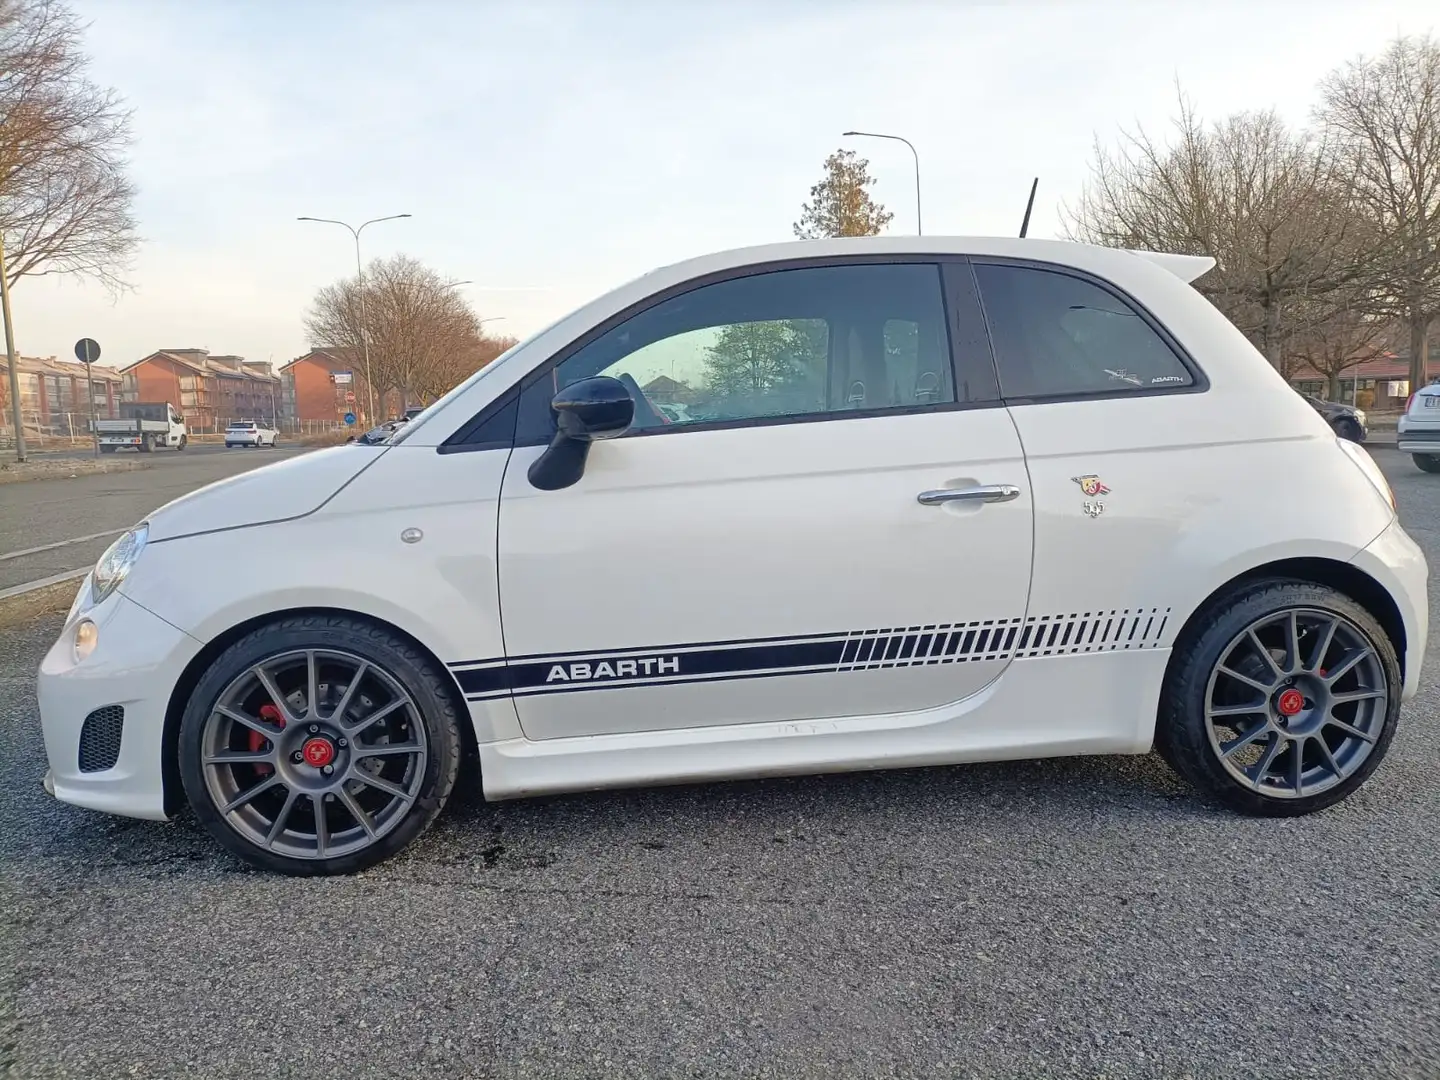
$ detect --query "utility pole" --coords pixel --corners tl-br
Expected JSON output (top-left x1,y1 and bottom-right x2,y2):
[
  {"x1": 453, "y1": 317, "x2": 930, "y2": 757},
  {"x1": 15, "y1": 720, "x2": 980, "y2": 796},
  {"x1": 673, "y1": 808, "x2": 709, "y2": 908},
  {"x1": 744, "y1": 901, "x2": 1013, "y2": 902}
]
[{"x1": 0, "y1": 233, "x2": 26, "y2": 462}]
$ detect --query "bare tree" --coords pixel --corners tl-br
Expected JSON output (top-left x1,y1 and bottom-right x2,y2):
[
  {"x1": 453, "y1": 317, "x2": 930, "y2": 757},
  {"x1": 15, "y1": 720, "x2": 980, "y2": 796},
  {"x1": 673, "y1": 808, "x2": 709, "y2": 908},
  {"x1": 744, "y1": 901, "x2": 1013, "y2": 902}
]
[
  {"x1": 1318, "y1": 34, "x2": 1440, "y2": 392},
  {"x1": 1286, "y1": 299, "x2": 1392, "y2": 401},
  {"x1": 793, "y1": 149, "x2": 893, "y2": 239},
  {"x1": 305, "y1": 255, "x2": 508, "y2": 411},
  {"x1": 1065, "y1": 94, "x2": 1369, "y2": 370},
  {"x1": 0, "y1": 0, "x2": 138, "y2": 288}
]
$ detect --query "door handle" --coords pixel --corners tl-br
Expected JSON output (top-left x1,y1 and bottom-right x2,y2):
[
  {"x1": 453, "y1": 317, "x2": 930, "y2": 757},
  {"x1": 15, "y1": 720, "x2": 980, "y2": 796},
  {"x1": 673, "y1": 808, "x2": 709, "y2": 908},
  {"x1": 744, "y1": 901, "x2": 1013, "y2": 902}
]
[{"x1": 916, "y1": 484, "x2": 1021, "y2": 506}]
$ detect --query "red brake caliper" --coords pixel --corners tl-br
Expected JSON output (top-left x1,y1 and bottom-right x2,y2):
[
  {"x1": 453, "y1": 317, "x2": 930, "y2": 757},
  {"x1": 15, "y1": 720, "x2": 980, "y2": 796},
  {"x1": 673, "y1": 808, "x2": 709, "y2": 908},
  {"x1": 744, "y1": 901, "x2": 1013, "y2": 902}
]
[{"x1": 249, "y1": 703, "x2": 285, "y2": 776}]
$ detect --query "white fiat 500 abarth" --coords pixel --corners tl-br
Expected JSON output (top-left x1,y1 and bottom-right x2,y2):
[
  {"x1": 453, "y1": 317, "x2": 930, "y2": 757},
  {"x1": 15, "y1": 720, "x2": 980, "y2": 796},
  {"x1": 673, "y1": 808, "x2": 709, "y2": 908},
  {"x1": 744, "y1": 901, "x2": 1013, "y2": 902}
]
[{"x1": 37, "y1": 237, "x2": 1427, "y2": 875}]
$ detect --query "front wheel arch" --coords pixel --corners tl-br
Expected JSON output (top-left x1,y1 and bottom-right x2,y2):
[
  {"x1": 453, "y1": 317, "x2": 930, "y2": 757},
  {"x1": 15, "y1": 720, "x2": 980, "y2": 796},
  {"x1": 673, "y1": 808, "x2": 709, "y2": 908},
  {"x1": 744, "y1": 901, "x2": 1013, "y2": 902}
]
[{"x1": 160, "y1": 606, "x2": 476, "y2": 818}]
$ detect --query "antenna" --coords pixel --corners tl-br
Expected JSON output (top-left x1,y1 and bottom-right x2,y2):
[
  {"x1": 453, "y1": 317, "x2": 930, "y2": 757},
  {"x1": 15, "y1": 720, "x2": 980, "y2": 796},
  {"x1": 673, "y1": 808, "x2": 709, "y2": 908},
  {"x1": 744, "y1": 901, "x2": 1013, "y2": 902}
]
[{"x1": 1019, "y1": 177, "x2": 1039, "y2": 238}]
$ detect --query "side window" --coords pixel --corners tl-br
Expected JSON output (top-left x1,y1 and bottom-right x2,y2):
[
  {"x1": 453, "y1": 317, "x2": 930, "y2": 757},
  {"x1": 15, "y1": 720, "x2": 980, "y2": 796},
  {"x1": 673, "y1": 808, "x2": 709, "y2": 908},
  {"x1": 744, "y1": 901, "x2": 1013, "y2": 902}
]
[
  {"x1": 974, "y1": 263, "x2": 1194, "y2": 400},
  {"x1": 543, "y1": 263, "x2": 955, "y2": 432}
]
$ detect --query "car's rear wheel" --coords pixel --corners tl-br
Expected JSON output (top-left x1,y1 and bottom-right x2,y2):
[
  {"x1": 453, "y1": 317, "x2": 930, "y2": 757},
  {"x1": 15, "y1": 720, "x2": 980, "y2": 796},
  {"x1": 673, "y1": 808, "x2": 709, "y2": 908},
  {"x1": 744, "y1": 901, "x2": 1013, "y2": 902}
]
[
  {"x1": 179, "y1": 616, "x2": 463, "y2": 875},
  {"x1": 1413, "y1": 453, "x2": 1440, "y2": 473},
  {"x1": 1157, "y1": 579, "x2": 1399, "y2": 816}
]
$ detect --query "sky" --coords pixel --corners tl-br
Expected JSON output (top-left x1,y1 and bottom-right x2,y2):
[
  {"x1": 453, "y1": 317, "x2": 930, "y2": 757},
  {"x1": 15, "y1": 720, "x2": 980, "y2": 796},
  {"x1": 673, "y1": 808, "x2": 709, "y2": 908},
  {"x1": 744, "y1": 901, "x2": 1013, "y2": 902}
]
[{"x1": 9, "y1": 0, "x2": 1437, "y2": 374}]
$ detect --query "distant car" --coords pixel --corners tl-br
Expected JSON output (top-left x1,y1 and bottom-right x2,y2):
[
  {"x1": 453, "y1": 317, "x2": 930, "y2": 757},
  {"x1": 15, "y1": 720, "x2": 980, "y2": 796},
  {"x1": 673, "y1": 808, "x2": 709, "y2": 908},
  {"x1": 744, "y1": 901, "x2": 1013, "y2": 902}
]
[
  {"x1": 224, "y1": 421, "x2": 278, "y2": 449},
  {"x1": 1397, "y1": 383, "x2": 1440, "y2": 471},
  {"x1": 1302, "y1": 394, "x2": 1366, "y2": 443},
  {"x1": 353, "y1": 421, "x2": 404, "y2": 445},
  {"x1": 655, "y1": 402, "x2": 695, "y2": 423}
]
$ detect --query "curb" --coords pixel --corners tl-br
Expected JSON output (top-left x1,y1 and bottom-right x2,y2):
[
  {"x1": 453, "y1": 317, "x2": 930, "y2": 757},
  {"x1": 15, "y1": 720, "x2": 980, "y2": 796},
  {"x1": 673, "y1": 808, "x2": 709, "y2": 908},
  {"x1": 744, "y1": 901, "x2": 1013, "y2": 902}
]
[
  {"x1": 0, "y1": 459, "x2": 150, "y2": 486},
  {"x1": 0, "y1": 569, "x2": 86, "y2": 629}
]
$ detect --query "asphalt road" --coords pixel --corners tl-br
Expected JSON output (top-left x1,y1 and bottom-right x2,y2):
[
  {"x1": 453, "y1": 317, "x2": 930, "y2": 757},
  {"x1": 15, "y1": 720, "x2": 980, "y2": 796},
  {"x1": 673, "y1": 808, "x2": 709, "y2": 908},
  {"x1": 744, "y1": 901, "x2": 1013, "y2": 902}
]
[
  {"x1": 2, "y1": 443, "x2": 1439, "y2": 1078},
  {"x1": 0, "y1": 447, "x2": 305, "y2": 591}
]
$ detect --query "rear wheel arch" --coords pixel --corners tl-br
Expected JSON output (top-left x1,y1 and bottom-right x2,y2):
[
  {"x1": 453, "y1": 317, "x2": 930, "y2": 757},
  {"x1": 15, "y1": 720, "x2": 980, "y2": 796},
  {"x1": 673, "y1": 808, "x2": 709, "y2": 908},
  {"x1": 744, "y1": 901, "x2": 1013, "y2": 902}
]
[
  {"x1": 160, "y1": 606, "x2": 476, "y2": 818},
  {"x1": 1165, "y1": 557, "x2": 1406, "y2": 692}
]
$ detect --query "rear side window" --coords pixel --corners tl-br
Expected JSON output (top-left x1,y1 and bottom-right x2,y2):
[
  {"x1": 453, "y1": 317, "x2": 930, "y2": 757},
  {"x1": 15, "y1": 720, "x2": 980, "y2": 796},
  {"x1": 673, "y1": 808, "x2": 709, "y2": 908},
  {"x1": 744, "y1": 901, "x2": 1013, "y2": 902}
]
[{"x1": 974, "y1": 263, "x2": 1194, "y2": 401}]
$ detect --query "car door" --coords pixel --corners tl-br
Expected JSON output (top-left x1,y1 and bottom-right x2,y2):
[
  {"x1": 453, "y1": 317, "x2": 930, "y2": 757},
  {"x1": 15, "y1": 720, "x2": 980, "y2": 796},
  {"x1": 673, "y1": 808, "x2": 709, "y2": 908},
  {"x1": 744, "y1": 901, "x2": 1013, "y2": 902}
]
[{"x1": 487, "y1": 258, "x2": 1035, "y2": 741}]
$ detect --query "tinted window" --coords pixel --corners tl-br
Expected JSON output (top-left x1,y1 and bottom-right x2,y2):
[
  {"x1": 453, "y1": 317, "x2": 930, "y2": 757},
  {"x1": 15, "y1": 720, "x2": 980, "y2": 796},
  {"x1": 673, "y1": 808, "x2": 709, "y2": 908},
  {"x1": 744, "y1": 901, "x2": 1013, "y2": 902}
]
[
  {"x1": 974, "y1": 264, "x2": 1193, "y2": 400},
  {"x1": 545, "y1": 263, "x2": 956, "y2": 431}
]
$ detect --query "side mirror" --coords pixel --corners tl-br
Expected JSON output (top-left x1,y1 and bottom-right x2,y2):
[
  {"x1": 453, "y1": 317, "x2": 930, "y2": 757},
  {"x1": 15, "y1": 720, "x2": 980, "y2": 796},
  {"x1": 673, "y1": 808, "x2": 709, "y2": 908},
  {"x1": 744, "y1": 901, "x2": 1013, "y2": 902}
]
[{"x1": 528, "y1": 376, "x2": 635, "y2": 491}]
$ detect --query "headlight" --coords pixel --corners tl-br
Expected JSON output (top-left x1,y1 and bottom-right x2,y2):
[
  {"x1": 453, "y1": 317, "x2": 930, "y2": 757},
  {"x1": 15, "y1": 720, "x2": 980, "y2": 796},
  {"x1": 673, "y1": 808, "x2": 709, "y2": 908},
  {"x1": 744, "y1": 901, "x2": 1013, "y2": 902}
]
[{"x1": 91, "y1": 523, "x2": 149, "y2": 607}]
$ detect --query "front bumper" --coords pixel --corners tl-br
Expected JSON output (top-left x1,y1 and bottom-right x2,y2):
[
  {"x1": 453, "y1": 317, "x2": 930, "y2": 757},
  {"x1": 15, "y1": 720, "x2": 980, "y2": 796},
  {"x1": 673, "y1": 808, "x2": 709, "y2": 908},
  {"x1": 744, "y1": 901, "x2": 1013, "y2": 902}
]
[{"x1": 37, "y1": 590, "x2": 203, "y2": 820}]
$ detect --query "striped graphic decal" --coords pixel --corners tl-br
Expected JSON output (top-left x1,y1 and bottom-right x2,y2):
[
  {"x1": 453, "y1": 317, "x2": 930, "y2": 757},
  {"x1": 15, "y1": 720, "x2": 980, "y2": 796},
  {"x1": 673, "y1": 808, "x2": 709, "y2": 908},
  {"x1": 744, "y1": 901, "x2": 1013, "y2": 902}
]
[{"x1": 450, "y1": 607, "x2": 1171, "y2": 701}]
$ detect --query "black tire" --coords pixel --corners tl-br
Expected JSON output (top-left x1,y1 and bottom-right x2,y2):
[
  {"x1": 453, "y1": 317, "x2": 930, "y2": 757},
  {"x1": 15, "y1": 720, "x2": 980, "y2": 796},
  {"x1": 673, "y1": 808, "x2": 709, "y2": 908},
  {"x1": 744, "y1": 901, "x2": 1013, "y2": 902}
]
[
  {"x1": 99, "y1": 445, "x2": 116, "y2": 454},
  {"x1": 138, "y1": 435, "x2": 153, "y2": 453},
  {"x1": 177, "y1": 434, "x2": 187, "y2": 450},
  {"x1": 1334, "y1": 419, "x2": 1362, "y2": 443},
  {"x1": 1156, "y1": 578, "x2": 1400, "y2": 816},
  {"x1": 179, "y1": 615, "x2": 464, "y2": 875},
  {"x1": 1413, "y1": 453, "x2": 1440, "y2": 473}
]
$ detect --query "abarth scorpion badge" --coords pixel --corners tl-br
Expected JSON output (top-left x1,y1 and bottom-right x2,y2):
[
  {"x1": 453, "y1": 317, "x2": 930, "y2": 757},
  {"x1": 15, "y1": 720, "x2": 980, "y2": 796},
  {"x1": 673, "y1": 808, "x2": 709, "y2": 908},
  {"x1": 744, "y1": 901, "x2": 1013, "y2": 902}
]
[{"x1": 1073, "y1": 474, "x2": 1110, "y2": 518}]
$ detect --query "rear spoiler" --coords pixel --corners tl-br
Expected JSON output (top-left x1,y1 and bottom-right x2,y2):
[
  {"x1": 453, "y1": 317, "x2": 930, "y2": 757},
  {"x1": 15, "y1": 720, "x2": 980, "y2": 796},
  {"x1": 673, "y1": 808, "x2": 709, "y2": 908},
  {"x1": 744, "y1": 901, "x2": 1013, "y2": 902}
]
[{"x1": 1128, "y1": 250, "x2": 1216, "y2": 284}]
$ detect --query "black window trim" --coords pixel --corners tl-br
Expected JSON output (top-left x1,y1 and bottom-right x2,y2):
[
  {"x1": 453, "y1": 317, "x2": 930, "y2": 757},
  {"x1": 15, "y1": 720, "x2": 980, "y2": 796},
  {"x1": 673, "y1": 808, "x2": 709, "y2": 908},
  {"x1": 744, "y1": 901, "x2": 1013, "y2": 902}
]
[
  {"x1": 968, "y1": 256, "x2": 1210, "y2": 407},
  {"x1": 440, "y1": 253, "x2": 1001, "y2": 453}
]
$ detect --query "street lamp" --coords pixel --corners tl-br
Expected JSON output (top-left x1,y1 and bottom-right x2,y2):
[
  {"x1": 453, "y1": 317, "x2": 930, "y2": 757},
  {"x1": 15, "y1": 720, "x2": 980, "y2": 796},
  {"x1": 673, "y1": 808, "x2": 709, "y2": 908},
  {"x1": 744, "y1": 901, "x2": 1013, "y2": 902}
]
[
  {"x1": 842, "y1": 130, "x2": 922, "y2": 235},
  {"x1": 297, "y1": 213, "x2": 411, "y2": 423}
]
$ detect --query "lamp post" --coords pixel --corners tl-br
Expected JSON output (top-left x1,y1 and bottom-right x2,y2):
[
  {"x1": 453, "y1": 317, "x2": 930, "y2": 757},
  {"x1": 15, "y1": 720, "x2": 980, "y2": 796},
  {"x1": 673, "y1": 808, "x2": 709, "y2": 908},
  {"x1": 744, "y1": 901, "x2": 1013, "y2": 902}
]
[
  {"x1": 297, "y1": 213, "x2": 411, "y2": 424},
  {"x1": 842, "y1": 130, "x2": 922, "y2": 235}
]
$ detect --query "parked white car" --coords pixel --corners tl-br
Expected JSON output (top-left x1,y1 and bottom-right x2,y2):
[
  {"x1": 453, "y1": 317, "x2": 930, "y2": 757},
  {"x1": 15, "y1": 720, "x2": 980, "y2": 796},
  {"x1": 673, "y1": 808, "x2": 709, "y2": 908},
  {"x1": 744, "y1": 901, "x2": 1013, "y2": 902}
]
[
  {"x1": 1396, "y1": 382, "x2": 1440, "y2": 471},
  {"x1": 37, "y1": 237, "x2": 1426, "y2": 875},
  {"x1": 224, "y1": 421, "x2": 278, "y2": 449}
]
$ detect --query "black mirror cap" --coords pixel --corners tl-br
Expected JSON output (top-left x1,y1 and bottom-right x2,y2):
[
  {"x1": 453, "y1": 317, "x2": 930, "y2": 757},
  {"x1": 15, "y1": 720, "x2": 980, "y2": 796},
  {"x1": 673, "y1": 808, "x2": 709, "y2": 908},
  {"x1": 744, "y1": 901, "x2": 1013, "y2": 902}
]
[{"x1": 552, "y1": 376, "x2": 634, "y2": 442}]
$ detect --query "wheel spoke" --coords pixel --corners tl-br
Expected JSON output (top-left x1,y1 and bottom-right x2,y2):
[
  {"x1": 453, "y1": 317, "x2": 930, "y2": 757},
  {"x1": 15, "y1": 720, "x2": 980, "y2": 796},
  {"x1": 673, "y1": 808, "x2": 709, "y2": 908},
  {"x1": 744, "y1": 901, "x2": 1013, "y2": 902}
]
[
  {"x1": 1248, "y1": 734, "x2": 1283, "y2": 789},
  {"x1": 1324, "y1": 647, "x2": 1372, "y2": 686},
  {"x1": 1284, "y1": 612, "x2": 1302, "y2": 674},
  {"x1": 328, "y1": 661, "x2": 369, "y2": 724},
  {"x1": 221, "y1": 774, "x2": 281, "y2": 813},
  {"x1": 1289, "y1": 736, "x2": 1305, "y2": 796},
  {"x1": 351, "y1": 769, "x2": 412, "y2": 802},
  {"x1": 1307, "y1": 617, "x2": 1339, "y2": 673},
  {"x1": 1247, "y1": 629, "x2": 1284, "y2": 681},
  {"x1": 346, "y1": 698, "x2": 406, "y2": 736},
  {"x1": 352, "y1": 740, "x2": 424, "y2": 758},
  {"x1": 1207, "y1": 702, "x2": 1268, "y2": 719},
  {"x1": 313, "y1": 795, "x2": 330, "y2": 857},
  {"x1": 253, "y1": 665, "x2": 299, "y2": 725},
  {"x1": 305, "y1": 650, "x2": 320, "y2": 720},
  {"x1": 265, "y1": 786, "x2": 300, "y2": 844},
  {"x1": 1324, "y1": 716, "x2": 1376, "y2": 744},
  {"x1": 1220, "y1": 722, "x2": 1271, "y2": 758},
  {"x1": 1331, "y1": 689, "x2": 1385, "y2": 705},
  {"x1": 203, "y1": 748, "x2": 277, "y2": 766},
  {"x1": 1315, "y1": 736, "x2": 1346, "y2": 780},
  {"x1": 337, "y1": 787, "x2": 377, "y2": 838},
  {"x1": 1218, "y1": 665, "x2": 1275, "y2": 694},
  {"x1": 214, "y1": 704, "x2": 280, "y2": 740}
]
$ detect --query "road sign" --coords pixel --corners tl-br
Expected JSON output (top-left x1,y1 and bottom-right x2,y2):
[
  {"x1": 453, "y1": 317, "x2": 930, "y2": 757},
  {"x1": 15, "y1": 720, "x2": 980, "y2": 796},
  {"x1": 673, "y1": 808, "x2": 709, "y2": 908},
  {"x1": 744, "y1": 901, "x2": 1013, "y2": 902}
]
[
  {"x1": 74, "y1": 338, "x2": 101, "y2": 364},
  {"x1": 332, "y1": 371, "x2": 353, "y2": 385},
  {"x1": 344, "y1": 391, "x2": 356, "y2": 404},
  {"x1": 344, "y1": 412, "x2": 356, "y2": 425},
  {"x1": 73, "y1": 339, "x2": 102, "y2": 458}
]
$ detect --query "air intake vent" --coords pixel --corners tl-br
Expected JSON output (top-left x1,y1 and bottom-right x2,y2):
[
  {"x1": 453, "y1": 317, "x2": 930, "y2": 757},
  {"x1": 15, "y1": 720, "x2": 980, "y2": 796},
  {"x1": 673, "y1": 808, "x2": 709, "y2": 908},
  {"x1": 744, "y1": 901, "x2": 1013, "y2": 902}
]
[{"x1": 78, "y1": 706, "x2": 124, "y2": 773}]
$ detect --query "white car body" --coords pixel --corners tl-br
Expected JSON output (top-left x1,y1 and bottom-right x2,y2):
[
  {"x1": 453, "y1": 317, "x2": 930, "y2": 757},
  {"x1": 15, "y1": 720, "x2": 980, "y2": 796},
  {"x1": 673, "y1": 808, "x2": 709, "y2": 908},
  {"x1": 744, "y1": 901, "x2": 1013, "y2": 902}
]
[
  {"x1": 37, "y1": 236, "x2": 1427, "y2": 828},
  {"x1": 1396, "y1": 383, "x2": 1440, "y2": 458},
  {"x1": 225, "y1": 421, "x2": 278, "y2": 448}
]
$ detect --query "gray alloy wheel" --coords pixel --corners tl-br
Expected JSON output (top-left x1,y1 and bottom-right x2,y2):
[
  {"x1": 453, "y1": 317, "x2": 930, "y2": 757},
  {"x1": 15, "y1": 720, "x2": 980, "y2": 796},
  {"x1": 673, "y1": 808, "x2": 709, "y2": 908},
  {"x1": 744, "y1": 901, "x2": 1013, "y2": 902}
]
[
  {"x1": 197, "y1": 648, "x2": 428, "y2": 861},
  {"x1": 1203, "y1": 608, "x2": 1387, "y2": 799},
  {"x1": 1157, "y1": 579, "x2": 1400, "y2": 816},
  {"x1": 180, "y1": 616, "x2": 463, "y2": 875}
]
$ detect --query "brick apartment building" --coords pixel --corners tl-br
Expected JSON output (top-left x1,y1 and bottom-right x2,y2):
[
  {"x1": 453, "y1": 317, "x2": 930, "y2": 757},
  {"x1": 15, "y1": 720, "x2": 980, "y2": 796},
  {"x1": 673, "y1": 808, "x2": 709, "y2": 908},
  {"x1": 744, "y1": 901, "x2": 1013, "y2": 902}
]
[
  {"x1": 0, "y1": 355, "x2": 122, "y2": 435},
  {"x1": 280, "y1": 348, "x2": 400, "y2": 426},
  {"x1": 119, "y1": 350, "x2": 280, "y2": 432}
]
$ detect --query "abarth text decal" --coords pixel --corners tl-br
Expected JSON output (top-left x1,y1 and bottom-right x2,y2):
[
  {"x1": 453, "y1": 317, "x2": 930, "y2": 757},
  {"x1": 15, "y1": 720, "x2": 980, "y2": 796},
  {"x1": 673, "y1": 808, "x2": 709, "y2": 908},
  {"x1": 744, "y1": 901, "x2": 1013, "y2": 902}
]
[{"x1": 449, "y1": 607, "x2": 1171, "y2": 701}]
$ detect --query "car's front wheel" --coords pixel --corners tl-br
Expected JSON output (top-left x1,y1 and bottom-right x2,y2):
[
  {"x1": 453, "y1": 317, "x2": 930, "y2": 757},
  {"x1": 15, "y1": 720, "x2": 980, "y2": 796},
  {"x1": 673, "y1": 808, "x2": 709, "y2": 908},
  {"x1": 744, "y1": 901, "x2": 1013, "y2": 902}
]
[
  {"x1": 1334, "y1": 418, "x2": 1363, "y2": 443},
  {"x1": 1157, "y1": 579, "x2": 1399, "y2": 816},
  {"x1": 1413, "y1": 453, "x2": 1440, "y2": 473},
  {"x1": 179, "y1": 616, "x2": 463, "y2": 875}
]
